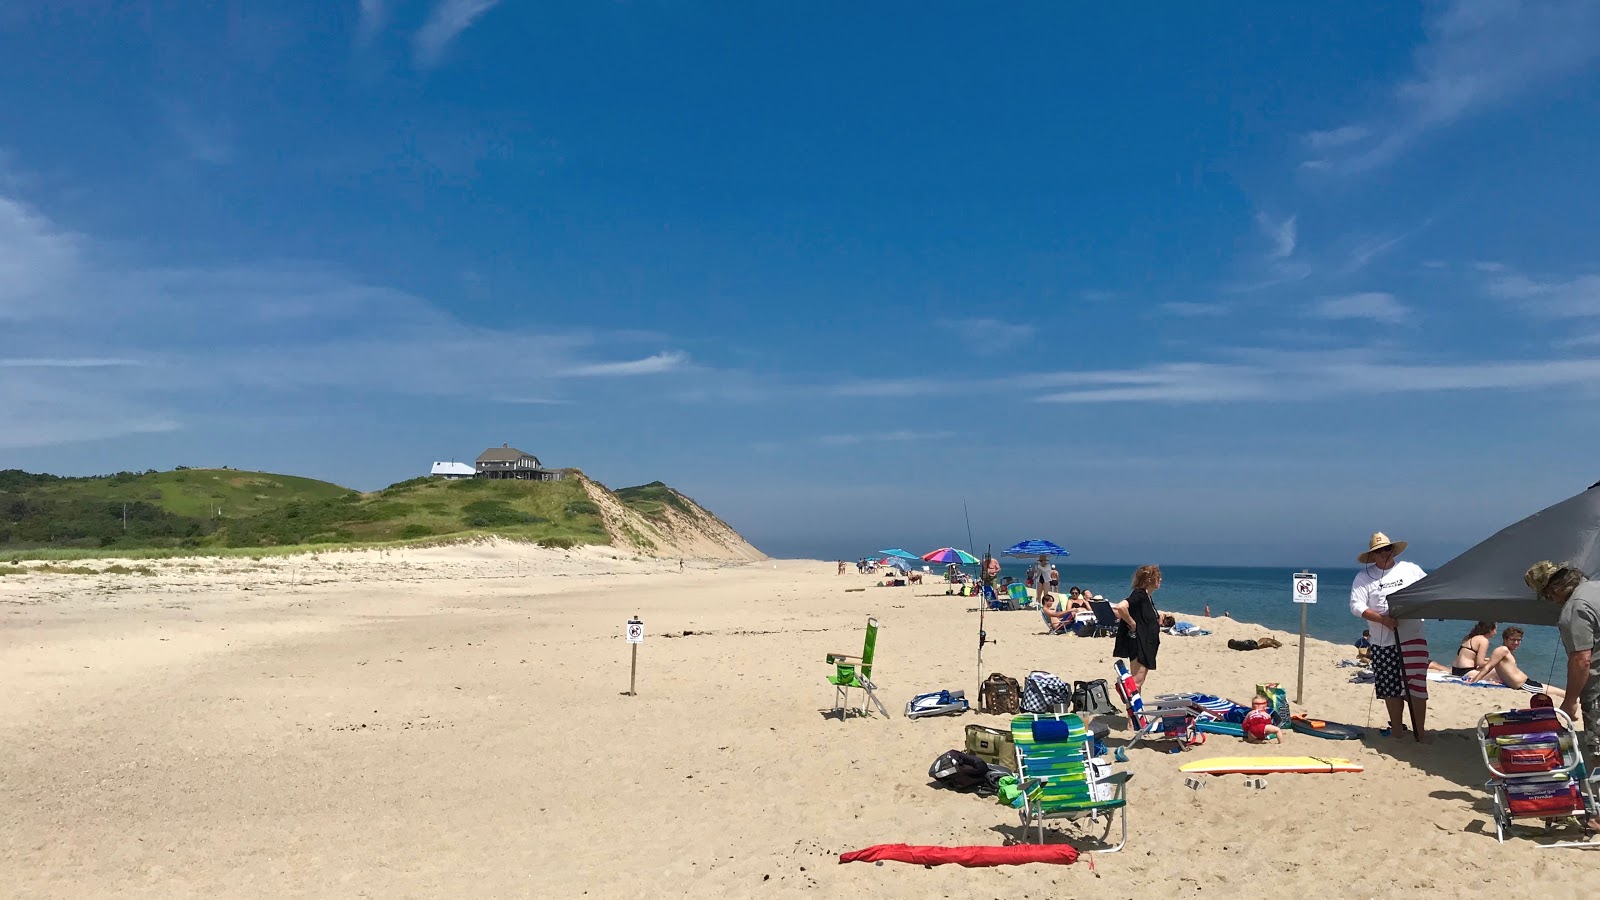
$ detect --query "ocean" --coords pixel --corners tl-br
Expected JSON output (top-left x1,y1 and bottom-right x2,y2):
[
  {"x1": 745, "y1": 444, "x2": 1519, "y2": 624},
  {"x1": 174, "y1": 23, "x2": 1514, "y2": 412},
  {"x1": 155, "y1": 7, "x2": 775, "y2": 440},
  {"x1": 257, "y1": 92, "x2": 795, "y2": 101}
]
[{"x1": 958, "y1": 562, "x2": 1572, "y2": 688}]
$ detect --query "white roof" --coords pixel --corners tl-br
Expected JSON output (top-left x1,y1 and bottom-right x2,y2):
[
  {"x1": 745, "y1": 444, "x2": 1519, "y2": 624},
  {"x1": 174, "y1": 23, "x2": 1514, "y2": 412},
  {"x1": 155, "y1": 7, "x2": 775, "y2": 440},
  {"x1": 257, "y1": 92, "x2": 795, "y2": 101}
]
[{"x1": 430, "y1": 461, "x2": 476, "y2": 476}]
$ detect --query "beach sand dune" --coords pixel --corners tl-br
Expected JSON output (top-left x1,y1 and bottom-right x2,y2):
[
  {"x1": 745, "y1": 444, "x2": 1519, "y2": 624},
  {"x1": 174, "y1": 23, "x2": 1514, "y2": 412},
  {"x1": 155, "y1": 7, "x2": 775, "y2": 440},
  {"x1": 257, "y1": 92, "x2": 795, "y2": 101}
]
[{"x1": 1, "y1": 554, "x2": 1591, "y2": 897}]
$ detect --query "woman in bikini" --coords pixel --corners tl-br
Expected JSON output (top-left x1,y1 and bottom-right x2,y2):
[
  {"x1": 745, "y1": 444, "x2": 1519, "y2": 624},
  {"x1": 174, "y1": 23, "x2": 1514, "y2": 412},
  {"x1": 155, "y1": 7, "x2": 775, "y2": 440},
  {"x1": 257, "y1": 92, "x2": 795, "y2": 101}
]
[
  {"x1": 1430, "y1": 621, "x2": 1495, "y2": 676},
  {"x1": 1465, "y1": 627, "x2": 1566, "y2": 701}
]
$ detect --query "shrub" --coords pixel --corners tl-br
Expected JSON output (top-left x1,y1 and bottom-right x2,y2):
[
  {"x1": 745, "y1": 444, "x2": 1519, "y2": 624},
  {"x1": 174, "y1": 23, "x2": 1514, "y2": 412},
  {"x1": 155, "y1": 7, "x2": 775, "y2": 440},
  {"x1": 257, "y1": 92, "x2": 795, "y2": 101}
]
[{"x1": 399, "y1": 524, "x2": 433, "y2": 539}]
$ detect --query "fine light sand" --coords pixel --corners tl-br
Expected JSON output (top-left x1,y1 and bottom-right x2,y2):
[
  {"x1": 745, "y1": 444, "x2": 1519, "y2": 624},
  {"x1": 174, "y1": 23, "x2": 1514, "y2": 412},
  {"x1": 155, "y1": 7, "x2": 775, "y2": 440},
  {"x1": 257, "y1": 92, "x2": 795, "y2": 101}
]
[{"x1": 1, "y1": 550, "x2": 1593, "y2": 898}]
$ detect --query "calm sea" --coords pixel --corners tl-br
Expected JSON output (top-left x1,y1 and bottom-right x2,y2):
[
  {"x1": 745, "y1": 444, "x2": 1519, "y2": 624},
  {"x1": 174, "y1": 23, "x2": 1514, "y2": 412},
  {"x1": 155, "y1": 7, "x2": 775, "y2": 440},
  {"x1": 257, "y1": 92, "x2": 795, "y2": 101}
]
[{"x1": 963, "y1": 562, "x2": 1571, "y2": 688}]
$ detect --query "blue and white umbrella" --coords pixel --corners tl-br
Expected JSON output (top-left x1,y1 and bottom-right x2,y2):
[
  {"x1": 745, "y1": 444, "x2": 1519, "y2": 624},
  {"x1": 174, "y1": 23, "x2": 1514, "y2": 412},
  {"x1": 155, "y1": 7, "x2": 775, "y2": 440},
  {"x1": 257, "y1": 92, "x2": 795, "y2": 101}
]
[
  {"x1": 878, "y1": 548, "x2": 922, "y2": 560},
  {"x1": 1003, "y1": 539, "x2": 1069, "y2": 558}
]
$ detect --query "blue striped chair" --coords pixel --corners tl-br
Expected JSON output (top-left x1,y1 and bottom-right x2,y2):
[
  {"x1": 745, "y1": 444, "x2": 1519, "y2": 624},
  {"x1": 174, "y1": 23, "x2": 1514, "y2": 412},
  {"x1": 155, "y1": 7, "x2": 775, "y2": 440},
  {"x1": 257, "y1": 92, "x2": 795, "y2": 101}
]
[{"x1": 1009, "y1": 713, "x2": 1132, "y2": 851}]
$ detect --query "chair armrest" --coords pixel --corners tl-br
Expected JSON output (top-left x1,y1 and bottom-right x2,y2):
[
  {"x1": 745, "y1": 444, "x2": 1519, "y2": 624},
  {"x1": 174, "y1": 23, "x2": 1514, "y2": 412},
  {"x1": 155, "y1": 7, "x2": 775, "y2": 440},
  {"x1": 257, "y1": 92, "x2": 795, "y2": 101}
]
[
  {"x1": 1103, "y1": 771, "x2": 1134, "y2": 786},
  {"x1": 826, "y1": 652, "x2": 862, "y2": 664}
]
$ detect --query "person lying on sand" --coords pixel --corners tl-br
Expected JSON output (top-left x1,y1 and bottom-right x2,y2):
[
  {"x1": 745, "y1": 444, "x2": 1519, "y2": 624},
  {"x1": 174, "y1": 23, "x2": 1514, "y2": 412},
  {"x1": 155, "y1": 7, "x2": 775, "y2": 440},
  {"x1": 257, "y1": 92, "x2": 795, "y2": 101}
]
[{"x1": 1466, "y1": 627, "x2": 1566, "y2": 701}]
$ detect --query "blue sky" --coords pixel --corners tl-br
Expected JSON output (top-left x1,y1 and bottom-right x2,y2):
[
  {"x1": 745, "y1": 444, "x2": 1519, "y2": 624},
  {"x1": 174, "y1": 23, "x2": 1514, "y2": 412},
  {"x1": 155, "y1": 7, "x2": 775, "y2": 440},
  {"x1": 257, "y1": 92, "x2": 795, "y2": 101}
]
[{"x1": 3, "y1": 1, "x2": 1600, "y2": 565}]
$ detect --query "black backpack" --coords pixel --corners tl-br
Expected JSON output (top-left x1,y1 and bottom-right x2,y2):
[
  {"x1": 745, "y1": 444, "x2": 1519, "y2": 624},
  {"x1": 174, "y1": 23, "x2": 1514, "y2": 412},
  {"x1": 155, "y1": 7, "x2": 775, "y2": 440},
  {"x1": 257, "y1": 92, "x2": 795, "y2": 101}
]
[{"x1": 929, "y1": 750, "x2": 990, "y2": 791}]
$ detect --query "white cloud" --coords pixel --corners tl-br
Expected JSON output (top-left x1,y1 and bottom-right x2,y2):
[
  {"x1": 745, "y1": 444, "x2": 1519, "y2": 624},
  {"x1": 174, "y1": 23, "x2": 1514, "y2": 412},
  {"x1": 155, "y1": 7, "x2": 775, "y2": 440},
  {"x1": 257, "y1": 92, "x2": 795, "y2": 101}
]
[
  {"x1": 1157, "y1": 302, "x2": 1228, "y2": 317},
  {"x1": 414, "y1": 0, "x2": 503, "y2": 69},
  {"x1": 816, "y1": 430, "x2": 956, "y2": 447},
  {"x1": 1486, "y1": 271, "x2": 1600, "y2": 317},
  {"x1": 1305, "y1": 0, "x2": 1600, "y2": 173},
  {"x1": 1256, "y1": 212, "x2": 1297, "y2": 259},
  {"x1": 1309, "y1": 292, "x2": 1412, "y2": 325},
  {"x1": 356, "y1": 0, "x2": 390, "y2": 47},
  {"x1": 0, "y1": 190, "x2": 701, "y2": 448},
  {"x1": 937, "y1": 317, "x2": 1033, "y2": 347},
  {"x1": 564, "y1": 351, "x2": 690, "y2": 377}
]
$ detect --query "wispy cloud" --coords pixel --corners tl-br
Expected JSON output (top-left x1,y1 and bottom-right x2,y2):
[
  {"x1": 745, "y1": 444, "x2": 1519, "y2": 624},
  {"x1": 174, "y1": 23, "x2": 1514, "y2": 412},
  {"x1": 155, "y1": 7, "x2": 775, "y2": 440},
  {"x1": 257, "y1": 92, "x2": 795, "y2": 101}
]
[
  {"x1": 0, "y1": 189, "x2": 702, "y2": 448},
  {"x1": 356, "y1": 0, "x2": 390, "y2": 48},
  {"x1": 1256, "y1": 212, "x2": 1297, "y2": 259},
  {"x1": 414, "y1": 0, "x2": 503, "y2": 69},
  {"x1": 1304, "y1": 0, "x2": 1600, "y2": 173},
  {"x1": 1156, "y1": 302, "x2": 1228, "y2": 318},
  {"x1": 936, "y1": 317, "x2": 1033, "y2": 348},
  {"x1": 816, "y1": 430, "x2": 956, "y2": 447},
  {"x1": 564, "y1": 351, "x2": 690, "y2": 377},
  {"x1": 162, "y1": 100, "x2": 233, "y2": 166},
  {"x1": 1485, "y1": 269, "x2": 1600, "y2": 317},
  {"x1": 1308, "y1": 292, "x2": 1412, "y2": 325}
]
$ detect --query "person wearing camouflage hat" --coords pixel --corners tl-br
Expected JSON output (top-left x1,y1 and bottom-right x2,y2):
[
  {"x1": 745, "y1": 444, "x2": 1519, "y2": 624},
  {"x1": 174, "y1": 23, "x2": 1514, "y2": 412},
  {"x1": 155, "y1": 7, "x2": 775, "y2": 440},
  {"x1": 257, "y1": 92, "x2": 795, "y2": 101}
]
[{"x1": 1525, "y1": 559, "x2": 1600, "y2": 822}]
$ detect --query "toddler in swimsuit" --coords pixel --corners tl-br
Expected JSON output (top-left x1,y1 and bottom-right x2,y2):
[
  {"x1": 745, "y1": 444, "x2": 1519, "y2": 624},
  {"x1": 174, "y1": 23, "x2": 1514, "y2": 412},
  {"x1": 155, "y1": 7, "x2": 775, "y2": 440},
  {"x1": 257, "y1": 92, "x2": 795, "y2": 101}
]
[{"x1": 1241, "y1": 694, "x2": 1284, "y2": 743}]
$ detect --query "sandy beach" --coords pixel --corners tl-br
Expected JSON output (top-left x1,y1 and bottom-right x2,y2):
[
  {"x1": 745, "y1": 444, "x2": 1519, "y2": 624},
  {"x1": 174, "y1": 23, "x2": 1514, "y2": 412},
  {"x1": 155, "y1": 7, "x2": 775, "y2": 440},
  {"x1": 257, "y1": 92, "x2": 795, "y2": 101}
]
[{"x1": 1, "y1": 548, "x2": 1593, "y2": 898}]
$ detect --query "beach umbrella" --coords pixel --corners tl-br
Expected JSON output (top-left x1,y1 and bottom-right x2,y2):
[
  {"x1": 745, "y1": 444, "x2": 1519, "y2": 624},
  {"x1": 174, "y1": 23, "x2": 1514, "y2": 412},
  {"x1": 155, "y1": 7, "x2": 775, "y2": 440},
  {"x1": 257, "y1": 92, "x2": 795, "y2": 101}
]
[
  {"x1": 1003, "y1": 539, "x2": 1070, "y2": 558},
  {"x1": 922, "y1": 547, "x2": 979, "y2": 565},
  {"x1": 1389, "y1": 482, "x2": 1600, "y2": 626},
  {"x1": 881, "y1": 557, "x2": 913, "y2": 572},
  {"x1": 879, "y1": 548, "x2": 922, "y2": 560}
]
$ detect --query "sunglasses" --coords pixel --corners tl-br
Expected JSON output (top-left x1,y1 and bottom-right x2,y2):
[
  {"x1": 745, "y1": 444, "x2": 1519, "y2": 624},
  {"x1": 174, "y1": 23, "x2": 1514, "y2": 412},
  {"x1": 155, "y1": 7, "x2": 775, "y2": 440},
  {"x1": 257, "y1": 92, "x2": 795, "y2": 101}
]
[{"x1": 1371, "y1": 547, "x2": 1395, "y2": 556}]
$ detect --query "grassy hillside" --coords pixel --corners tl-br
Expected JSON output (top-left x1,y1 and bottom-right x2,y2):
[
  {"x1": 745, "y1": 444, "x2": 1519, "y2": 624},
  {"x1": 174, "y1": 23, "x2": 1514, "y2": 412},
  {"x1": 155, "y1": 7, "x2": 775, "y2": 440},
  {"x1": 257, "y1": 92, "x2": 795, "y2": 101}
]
[
  {"x1": 0, "y1": 468, "x2": 354, "y2": 552},
  {"x1": 222, "y1": 476, "x2": 608, "y2": 548},
  {"x1": 613, "y1": 481, "x2": 695, "y2": 522}
]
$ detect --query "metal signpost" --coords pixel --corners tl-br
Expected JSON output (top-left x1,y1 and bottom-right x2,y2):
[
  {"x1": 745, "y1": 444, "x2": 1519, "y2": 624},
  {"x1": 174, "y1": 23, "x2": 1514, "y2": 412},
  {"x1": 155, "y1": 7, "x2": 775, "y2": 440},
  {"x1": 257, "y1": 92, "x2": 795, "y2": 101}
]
[
  {"x1": 625, "y1": 616, "x2": 643, "y2": 696},
  {"x1": 1292, "y1": 572, "x2": 1317, "y2": 704}
]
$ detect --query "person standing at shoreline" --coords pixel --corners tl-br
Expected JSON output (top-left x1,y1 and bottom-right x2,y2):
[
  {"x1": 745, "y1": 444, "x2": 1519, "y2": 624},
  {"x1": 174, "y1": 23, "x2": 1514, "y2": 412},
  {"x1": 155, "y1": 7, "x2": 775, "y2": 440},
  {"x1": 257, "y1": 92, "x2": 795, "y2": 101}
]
[{"x1": 1349, "y1": 532, "x2": 1430, "y2": 742}]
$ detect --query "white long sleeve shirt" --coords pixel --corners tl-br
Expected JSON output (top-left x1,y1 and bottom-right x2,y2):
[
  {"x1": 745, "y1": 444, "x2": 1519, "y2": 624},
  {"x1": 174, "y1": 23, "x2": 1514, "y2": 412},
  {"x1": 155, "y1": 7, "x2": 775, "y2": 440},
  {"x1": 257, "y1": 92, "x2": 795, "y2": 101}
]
[{"x1": 1349, "y1": 561, "x2": 1427, "y2": 647}]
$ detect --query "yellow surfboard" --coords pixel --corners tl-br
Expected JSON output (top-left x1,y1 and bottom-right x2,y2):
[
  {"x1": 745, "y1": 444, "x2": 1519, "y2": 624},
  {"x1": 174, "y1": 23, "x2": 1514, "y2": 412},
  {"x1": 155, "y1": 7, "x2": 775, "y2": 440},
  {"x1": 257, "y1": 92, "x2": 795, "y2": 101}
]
[{"x1": 1178, "y1": 756, "x2": 1363, "y2": 774}]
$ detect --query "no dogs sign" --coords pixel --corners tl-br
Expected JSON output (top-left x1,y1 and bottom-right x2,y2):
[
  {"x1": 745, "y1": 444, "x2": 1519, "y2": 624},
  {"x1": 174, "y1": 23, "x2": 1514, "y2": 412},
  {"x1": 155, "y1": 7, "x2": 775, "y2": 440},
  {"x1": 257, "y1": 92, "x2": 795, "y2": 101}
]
[
  {"x1": 1293, "y1": 573, "x2": 1318, "y2": 604},
  {"x1": 626, "y1": 618, "x2": 644, "y2": 643}
]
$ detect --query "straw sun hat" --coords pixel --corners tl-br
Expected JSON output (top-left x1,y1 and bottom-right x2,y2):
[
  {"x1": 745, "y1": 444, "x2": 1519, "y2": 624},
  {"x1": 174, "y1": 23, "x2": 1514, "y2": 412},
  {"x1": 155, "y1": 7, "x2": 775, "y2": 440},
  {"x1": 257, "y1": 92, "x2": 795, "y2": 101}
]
[{"x1": 1357, "y1": 532, "x2": 1408, "y2": 564}]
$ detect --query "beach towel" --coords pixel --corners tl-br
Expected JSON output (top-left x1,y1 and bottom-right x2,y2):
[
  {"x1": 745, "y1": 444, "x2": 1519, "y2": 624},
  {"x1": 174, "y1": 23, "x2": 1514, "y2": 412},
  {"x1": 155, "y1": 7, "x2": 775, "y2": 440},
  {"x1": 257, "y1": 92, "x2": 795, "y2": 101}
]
[
  {"x1": 1163, "y1": 621, "x2": 1211, "y2": 636},
  {"x1": 1427, "y1": 672, "x2": 1512, "y2": 689},
  {"x1": 839, "y1": 843, "x2": 1078, "y2": 867}
]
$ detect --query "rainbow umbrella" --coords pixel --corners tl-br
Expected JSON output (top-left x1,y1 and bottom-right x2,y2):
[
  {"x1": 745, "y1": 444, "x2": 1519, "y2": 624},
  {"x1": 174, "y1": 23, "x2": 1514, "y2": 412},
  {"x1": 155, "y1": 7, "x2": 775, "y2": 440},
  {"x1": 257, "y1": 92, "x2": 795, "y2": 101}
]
[{"x1": 921, "y1": 547, "x2": 979, "y2": 565}]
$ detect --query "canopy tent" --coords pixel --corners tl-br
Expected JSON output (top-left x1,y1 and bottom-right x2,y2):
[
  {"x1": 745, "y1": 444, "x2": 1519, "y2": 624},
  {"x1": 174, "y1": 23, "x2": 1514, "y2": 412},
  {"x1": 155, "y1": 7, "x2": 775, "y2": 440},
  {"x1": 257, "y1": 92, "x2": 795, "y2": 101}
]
[
  {"x1": 1003, "y1": 539, "x2": 1069, "y2": 558},
  {"x1": 1388, "y1": 484, "x2": 1600, "y2": 626}
]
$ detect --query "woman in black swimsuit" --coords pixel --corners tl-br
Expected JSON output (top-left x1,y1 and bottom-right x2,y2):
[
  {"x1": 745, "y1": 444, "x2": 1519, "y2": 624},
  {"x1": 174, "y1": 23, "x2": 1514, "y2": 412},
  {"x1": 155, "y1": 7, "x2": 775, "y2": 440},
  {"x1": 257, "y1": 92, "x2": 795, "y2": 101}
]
[{"x1": 1434, "y1": 621, "x2": 1495, "y2": 676}]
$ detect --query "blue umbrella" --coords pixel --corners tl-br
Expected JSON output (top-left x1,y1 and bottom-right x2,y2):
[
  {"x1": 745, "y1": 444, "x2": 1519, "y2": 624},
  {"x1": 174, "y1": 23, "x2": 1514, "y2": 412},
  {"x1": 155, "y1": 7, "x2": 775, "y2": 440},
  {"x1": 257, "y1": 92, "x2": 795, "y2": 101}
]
[
  {"x1": 878, "y1": 548, "x2": 922, "y2": 560},
  {"x1": 1003, "y1": 539, "x2": 1069, "y2": 558},
  {"x1": 881, "y1": 557, "x2": 913, "y2": 571}
]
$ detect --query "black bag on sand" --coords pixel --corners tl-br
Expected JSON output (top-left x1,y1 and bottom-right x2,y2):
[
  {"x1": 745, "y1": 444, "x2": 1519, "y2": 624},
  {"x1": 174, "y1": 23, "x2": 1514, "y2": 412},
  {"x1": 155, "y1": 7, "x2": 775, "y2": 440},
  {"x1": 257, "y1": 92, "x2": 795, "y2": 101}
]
[
  {"x1": 929, "y1": 750, "x2": 990, "y2": 791},
  {"x1": 1072, "y1": 679, "x2": 1118, "y2": 716},
  {"x1": 979, "y1": 673, "x2": 1022, "y2": 715},
  {"x1": 1228, "y1": 639, "x2": 1260, "y2": 652}
]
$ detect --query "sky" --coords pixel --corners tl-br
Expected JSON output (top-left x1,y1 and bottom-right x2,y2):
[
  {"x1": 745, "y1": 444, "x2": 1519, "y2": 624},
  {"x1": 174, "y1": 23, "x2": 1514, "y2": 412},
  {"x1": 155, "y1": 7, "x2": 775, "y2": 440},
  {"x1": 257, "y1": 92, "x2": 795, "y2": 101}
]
[{"x1": 3, "y1": 1, "x2": 1600, "y2": 565}]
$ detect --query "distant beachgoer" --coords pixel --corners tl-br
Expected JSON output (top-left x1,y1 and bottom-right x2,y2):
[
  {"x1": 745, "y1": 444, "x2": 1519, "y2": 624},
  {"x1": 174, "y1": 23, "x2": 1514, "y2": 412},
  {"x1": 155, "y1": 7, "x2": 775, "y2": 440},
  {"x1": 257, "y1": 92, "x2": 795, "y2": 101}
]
[
  {"x1": 1030, "y1": 555, "x2": 1053, "y2": 608},
  {"x1": 1349, "y1": 532, "x2": 1430, "y2": 742},
  {"x1": 1466, "y1": 627, "x2": 1566, "y2": 701},
  {"x1": 981, "y1": 552, "x2": 1001, "y2": 604},
  {"x1": 1113, "y1": 565, "x2": 1163, "y2": 690},
  {"x1": 1048, "y1": 565, "x2": 1060, "y2": 593},
  {"x1": 1524, "y1": 560, "x2": 1600, "y2": 831}
]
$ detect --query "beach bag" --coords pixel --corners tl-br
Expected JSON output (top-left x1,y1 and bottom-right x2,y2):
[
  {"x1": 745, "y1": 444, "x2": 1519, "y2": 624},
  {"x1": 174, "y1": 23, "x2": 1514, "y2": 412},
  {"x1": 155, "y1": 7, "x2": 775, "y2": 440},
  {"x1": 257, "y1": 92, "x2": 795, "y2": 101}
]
[
  {"x1": 1228, "y1": 639, "x2": 1259, "y2": 652},
  {"x1": 1255, "y1": 682, "x2": 1291, "y2": 726},
  {"x1": 965, "y1": 723, "x2": 1016, "y2": 768},
  {"x1": 1071, "y1": 679, "x2": 1117, "y2": 716},
  {"x1": 979, "y1": 673, "x2": 1022, "y2": 715},
  {"x1": 1506, "y1": 778, "x2": 1583, "y2": 816},
  {"x1": 928, "y1": 750, "x2": 990, "y2": 792},
  {"x1": 906, "y1": 689, "x2": 970, "y2": 719},
  {"x1": 1020, "y1": 671, "x2": 1073, "y2": 714}
]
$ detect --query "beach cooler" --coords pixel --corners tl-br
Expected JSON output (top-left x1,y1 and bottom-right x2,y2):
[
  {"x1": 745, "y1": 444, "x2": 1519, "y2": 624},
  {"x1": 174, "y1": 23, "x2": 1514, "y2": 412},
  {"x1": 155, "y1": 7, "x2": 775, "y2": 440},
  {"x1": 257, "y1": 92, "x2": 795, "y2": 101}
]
[{"x1": 1477, "y1": 707, "x2": 1599, "y2": 846}]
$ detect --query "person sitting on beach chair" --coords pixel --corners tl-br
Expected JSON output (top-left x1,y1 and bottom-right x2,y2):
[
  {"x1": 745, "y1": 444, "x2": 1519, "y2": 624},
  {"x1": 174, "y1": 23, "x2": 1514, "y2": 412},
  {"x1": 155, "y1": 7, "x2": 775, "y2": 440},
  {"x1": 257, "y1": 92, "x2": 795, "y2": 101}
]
[{"x1": 1466, "y1": 627, "x2": 1566, "y2": 701}]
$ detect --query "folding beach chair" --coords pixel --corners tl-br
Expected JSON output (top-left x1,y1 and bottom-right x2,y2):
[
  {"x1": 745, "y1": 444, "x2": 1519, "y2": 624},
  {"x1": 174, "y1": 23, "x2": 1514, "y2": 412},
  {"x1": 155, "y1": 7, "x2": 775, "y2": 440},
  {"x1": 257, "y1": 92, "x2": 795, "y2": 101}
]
[
  {"x1": 1084, "y1": 600, "x2": 1119, "y2": 637},
  {"x1": 1477, "y1": 707, "x2": 1600, "y2": 846},
  {"x1": 1112, "y1": 660, "x2": 1202, "y2": 752},
  {"x1": 825, "y1": 617, "x2": 889, "y2": 719},
  {"x1": 1009, "y1": 713, "x2": 1133, "y2": 851},
  {"x1": 1002, "y1": 583, "x2": 1031, "y2": 611}
]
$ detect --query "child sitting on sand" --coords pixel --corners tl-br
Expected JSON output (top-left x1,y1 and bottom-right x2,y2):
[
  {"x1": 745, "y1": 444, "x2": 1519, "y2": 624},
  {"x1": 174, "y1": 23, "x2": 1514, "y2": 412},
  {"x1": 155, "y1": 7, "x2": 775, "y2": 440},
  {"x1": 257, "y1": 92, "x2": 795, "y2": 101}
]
[{"x1": 1241, "y1": 694, "x2": 1284, "y2": 743}]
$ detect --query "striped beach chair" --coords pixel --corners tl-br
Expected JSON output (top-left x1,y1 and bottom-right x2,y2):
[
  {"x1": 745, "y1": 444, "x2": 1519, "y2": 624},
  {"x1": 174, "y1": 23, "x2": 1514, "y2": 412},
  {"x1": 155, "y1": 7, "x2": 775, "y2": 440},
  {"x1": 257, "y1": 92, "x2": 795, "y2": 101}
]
[
  {"x1": 1113, "y1": 659, "x2": 1203, "y2": 752},
  {"x1": 1010, "y1": 713, "x2": 1133, "y2": 851},
  {"x1": 1478, "y1": 707, "x2": 1599, "y2": 846}
]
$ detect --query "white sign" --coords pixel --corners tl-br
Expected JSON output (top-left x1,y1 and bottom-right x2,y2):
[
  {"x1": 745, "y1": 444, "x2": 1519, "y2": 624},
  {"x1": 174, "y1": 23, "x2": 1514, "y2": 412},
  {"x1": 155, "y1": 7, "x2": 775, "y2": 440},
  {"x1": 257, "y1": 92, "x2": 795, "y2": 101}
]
[
  {"x1": 1293, "y1": 573, "x2": 1318, "y2": 604},
  {"x1": 626, "y1": 620, "x2": 644, "y2": 644}
]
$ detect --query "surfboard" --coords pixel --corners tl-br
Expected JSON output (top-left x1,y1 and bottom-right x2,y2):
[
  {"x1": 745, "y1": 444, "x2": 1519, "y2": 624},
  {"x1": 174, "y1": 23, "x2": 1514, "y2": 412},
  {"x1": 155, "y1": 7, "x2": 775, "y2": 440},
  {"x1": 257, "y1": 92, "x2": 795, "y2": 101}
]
[
  {"x1": 1178, "y1": 756, "x2": 1363, "y2": 775},
  {"x1": 1290, "y1": 717, "x2": 1365, "y2": 740}
]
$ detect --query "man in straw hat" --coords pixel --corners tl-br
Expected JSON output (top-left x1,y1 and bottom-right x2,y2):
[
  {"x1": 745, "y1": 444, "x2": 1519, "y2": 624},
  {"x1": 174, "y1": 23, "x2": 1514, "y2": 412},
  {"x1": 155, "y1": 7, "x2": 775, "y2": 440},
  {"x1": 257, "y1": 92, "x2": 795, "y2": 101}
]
[
  {"x1": 1349, "y1": 532, "x2": 1431, "y2": 741},
  {"x1": 1524, "y1": 561, "x2": 1600, "y2": 777}
]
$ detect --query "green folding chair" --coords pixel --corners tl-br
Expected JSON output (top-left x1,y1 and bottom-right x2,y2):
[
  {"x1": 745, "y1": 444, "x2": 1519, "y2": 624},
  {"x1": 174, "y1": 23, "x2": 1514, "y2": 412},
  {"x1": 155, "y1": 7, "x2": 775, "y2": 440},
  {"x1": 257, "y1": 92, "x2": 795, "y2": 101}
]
[
  {"x1": 825, "y1": 617, "x2": 888, "y2": 719},
  {"x1": 1010, "y1": 713, "x2": 1132, "y2": 851}
]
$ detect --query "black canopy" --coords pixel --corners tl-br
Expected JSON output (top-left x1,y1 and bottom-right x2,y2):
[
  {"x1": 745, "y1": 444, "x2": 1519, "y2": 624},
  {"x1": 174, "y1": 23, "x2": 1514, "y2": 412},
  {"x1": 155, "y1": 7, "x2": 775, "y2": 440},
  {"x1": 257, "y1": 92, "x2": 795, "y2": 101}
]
[{"x1": 1388, "y1": 484, "x2": 1600, "y2": 626}]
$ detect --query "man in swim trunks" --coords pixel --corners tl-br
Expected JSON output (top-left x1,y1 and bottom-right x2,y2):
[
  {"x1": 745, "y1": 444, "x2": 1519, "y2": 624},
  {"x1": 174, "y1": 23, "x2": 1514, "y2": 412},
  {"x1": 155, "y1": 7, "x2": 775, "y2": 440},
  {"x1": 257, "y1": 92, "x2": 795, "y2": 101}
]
[
  {"x1": 1465, "y1": 627, "x2": 1566, "y2": 701},
  {"x1": 1349, "y1": 532, "x2": 1430, "y2": 742}
]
